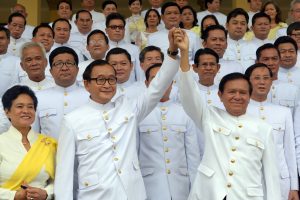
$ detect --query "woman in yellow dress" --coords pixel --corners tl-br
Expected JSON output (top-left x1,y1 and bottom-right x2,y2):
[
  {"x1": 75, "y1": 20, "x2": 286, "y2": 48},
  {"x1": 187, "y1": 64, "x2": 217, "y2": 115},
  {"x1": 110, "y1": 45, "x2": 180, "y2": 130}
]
[
  {"x1": 0, "y1": 85, "x2": 56, "y2": 200},
  {"x1": 136, "y1": 9, "x2": 161, "y2": 50},
  {"x1": 261, "y1": 1, "x2": 287, "y2": 40},
  {"x1": 179, "y1": 5, "x2": 200, "y2": 36}
]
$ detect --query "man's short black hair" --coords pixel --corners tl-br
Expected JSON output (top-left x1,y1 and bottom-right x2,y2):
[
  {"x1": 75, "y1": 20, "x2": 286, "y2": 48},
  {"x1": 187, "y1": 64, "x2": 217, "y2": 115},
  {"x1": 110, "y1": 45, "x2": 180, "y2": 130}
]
[
  {"x1": 52, "y1": 18, "x2": 72, "y2": 30},
  {"x1": 8, "y1": 12, "x2": 26, "y2": 25},
  {"x1": 161, "y1": 2, "x2": 180, "y2": 15},
  {"x1": 75, "y1": 9, "x2": 92, "y2": 20},
  {"x1": 32, "y1": 23, "x2": 54, "y2": 38},
  {"x1": 57, "y1": 0, "x2": 72, "y2": 10},
  {"x1": 139, "y1": 45, "x2": 164, "y2": 62},
  {"x1": 274, "y1": 36, "x2": 298, "y2": 52},
  {"x1": 102, "y1": 0, "x2": 118, "y2": 10},
  {"x1": 129, "y1": 0, "x2": 142, "y2": 6},
  {"x1": 244, "y1": 63, "x2": 273, "y2": 79},
  {"x1": 106, "y1": 47, "x2": 131, "y2": 62},
  {"x1": 219, "y1": 72, "x2": 252, "y2": 95},
  {"x1": 256, "y1": 43, "x2": 280, "y2": 61},
  {"x1": 2, "y1": 85, "x2": 38, "y2": 111},
  {"x1": 287, "y1": 22, "x2": 300, "y2": 36},
  {"x1": 145, "y1": 63, "x2": 162, "y2": 81},
  {"x1": 252, "y1": 12, "x2": 271, "y2": 27},
  {"x1": 49, "y1": 46, "x2": 79, "y2": 67},
  {"x1": 106, "y1": 12, "x2": 126, "y2": 28},
  {"x1": 226, "y1": 8, "x2": 249, "y2": 24},
  {"x1": 194, "y1": 48, "x2": 219, "y2": 65},
  {"x1": 83, "y1": 59, "x2": 116, "y2": 80},
  {"x1": 201, "y1": 24, "x2": 227, "y2": 41},
  {"x1": 87, "y1": 29, "x2": 109, "y2": 45},
  {"x1": 0, "y1": 26, "x2": 10, "y2": 39}
]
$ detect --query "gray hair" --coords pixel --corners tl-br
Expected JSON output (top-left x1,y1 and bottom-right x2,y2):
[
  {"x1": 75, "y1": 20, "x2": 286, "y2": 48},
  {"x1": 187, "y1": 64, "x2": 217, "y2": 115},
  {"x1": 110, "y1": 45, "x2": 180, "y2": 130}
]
[{"x1": 20, "y1": 42, "x2": 46, "y2": 61}]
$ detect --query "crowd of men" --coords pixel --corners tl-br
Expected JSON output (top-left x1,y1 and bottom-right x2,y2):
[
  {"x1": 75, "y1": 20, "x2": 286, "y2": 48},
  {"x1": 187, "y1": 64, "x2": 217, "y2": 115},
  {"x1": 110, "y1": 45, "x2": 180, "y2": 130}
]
[{"x1": 1, "y1": 0, "x2": 300, "y2": 199}]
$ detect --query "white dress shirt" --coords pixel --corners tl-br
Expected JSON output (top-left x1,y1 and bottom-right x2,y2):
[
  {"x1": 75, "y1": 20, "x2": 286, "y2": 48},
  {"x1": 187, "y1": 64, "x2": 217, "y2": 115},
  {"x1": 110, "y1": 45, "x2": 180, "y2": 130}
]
[
  {"x1": 33, "y1": 83, "x2": 89, "y2": 139},
  {"x1": 278, "y1": 66, "x2": 300, "y2": 88},
  {"x1": 223, "y1": 37, "x2": 247, "y2": 63},
  {"x1": 7, "y1": 37, "x2": 29, "y2": 57},
  {"x1": 0, "y1": 53, "x2": 19, "y2": 97},
  {"x1": 267, "y1": 80, "x2": 300, "y2": 113},
  {"x1": 54, "y1": 55, "x2": 180, "y2": 200},
  {"x1": 247, "y1": 100, "x2": 298, "y2": 199},
  {"x1": 197, "y1": 10, "x2": 227, "y2": 26},
  {"x1": 179, "y1": 70, "x2": 281, "y2": 200},
  {"x1": 22, "y1": 24, "x2": 35, "y2": 40},
  {"x1": 138, "y1": 100, "x2": 201, "y2": 200},
  {"x1": 196, "y1": 82, "x2": 223, "y2": 109},
  {"x1": 68, "y1": 31, "x2": 91, "y2": 60},
  {"x1": 215, "y1": 58, "x2": 244, "y2": 85},
  {"x1": 0, "y1": 126, "x2": 53, "y2": 200},
  {"x1": 72, "y1": 10, "x2": 105, "y2": 24}
]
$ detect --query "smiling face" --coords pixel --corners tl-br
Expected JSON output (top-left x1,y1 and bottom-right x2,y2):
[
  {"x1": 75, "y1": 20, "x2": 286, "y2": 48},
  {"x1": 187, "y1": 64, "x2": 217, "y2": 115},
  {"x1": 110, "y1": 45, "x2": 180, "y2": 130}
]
[
  {"x1": 218, "y1": 79, "x2": 250, "y2": 116},
  {"x1": 5, "y1": 94, "x2": 35, "y2": 133},
  {"x1": 84, "y1": 64, "x2": 117, "y2": 104},
  {"x1": 264, "y1": 3, "x2": 277, "y2": 21},
  {"x1": 162, "y1": 6, "x2": 181, "y2": 29},
  {"x1": 32, "y1": 27, "x2": 54, "y2": 52}
]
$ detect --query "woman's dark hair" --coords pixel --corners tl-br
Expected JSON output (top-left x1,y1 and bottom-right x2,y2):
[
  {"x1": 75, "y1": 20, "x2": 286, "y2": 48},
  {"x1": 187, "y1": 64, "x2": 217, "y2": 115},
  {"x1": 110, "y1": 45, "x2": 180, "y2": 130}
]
[
  {"x1": 200, "y1": 15, "x2": 219, "y2": 36},
  {"x1": 2, "y1": 85, "x2": 38, "y2": 111},
  {"x1": 144, "y1": 9, "x2": 161, "y2": 28},
  {"x1": 179, "y1": 5, "x2": 198, "y2": 28},
  {"x1": 261, "y1": 1, "x2": 282, "y2": 24}
]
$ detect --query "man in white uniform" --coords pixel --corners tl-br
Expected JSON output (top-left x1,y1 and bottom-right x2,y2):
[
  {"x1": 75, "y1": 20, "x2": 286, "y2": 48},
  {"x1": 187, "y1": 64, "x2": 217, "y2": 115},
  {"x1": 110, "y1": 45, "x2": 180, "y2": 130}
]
[
  {"x1": 275, "y1": 36, "x2": 300, "y2": 88},
  {"x1": 77, "y1": 29, "x2": 109, "y2": 85},
  {"x1": 105, "y1": 13, "x2": 142, "y2": 81},
  {"x1": 287, "y1": 22, "x2": 300, "y2": 68},
  {"x1": 69, "y1": 10, "x2": 93, "y2": 60},
  {"x1": 33, "y1": 47, "x2": 89, "y2": 139},
  {"x1": 10, "y1": 3, "x2": 35, "y2": 40},
  {"x1": 148, "y1": 2, "x2": 199, "y2": 64},
  {"x1": 223, "y1": 8, "x2": 249, "y2": 63},
  {"x1": 138, "y1": 63, "x2": 201, "y2": 200},
  {"x1": 247, "y1": 0, "x2": 262, "y2": 28},
  {"x1": 256, "y1": 43, "x2": 300, "y2": 111},
  {"x1": 54, "y1": 27, "x2": 185, "y2": 200},
  {"x1": 245, "y1": 63, "x2": 299, "y2": 200},
  {"x1": 192, "y1": 48, "x2": 223, "y2": 108},
  {"x1": 7, "y1": 13, "x2": 29, "y2": 57},
  {"x1": 178, "y1": 39, "x2": 281, "y2": 199},
  {"x1": 242, "y1": 12, "x2": 273, "y2": 70},
  {"x1": 0, "y1": 27, "x2": 19, "y2": 97},
  {"x1": 197, "y1": 0, "x2": 227, "y2": 26},
  {"x1": 202, "y1": 25, "x2": 244, "y2": 84}
]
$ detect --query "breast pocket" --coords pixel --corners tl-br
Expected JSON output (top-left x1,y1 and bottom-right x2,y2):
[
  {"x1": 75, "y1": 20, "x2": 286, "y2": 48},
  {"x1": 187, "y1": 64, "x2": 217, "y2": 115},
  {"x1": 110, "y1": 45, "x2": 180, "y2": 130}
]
[
  {"x1": 78, "y1": 173, "x2": 100, "y2": 190},
  {"x1": 198, "y1": 164, "x2": 215, "y2": 178},
  {"x1": 246, "y1": 137, "x2": 264, "y2": 158},
  {"x1": 272, "y1": 123, "x2": 285, "y2": 146},
  {"x1": 76, "y1": 129, "x2": 104, "y2": 155},
  {"x1": 212, "y1": 124, "x2": 231, "y2": 136},
  {"x1": 139, "y1": 125, "x2": 160, "y2": 136},
  {"x1": 39, "y1": 108, "x2": 57, "y2": 127},
  {"x1": 279, "y1": 99, "x2": 296, "y2": 108},
  {"x1": 169, "y1": 125, "x2": 187, "y2": 135}
]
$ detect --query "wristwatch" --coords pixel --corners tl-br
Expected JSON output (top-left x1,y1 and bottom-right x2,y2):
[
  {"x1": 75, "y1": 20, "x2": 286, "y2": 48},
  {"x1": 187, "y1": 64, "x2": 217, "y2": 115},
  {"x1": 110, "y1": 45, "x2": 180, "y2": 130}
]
[{"x1": 167, "y1": 48, "x2": 179, "y2": 56}]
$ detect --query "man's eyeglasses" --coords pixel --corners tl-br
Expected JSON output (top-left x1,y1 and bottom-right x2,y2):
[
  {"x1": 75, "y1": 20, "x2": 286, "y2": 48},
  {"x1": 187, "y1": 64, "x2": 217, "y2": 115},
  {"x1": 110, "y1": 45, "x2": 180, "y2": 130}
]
[
  {"x1": 89, "y1": 77, "x2": 117, "y2": 85},
  {"x1": 52, "y1": 61, "x2": 76, "y2": 69},
  {"x1": 89, "y1": 40, "x2": 107, "y2": 46},
  {"x1": 108, "y1": 25, "x2": 125, "y2": 30}
]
